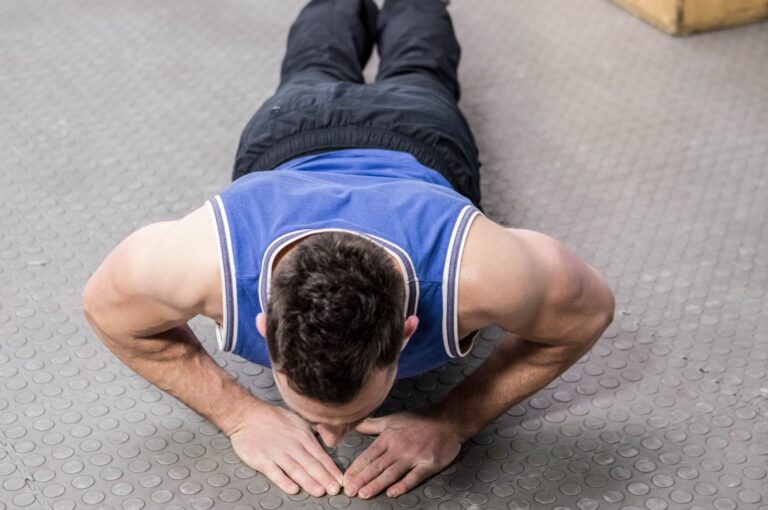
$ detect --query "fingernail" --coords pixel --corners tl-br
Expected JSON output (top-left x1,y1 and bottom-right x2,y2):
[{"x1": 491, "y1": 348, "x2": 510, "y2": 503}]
[
  {"x1": 328, "y1": 483, "x2": 339, "y2": 495},
  {"x1": 360, "y1": 489, "x2": 370, "y2": 499},
  {"x1": 336, "y1": 476, "x2": 344, "y2": 487}
]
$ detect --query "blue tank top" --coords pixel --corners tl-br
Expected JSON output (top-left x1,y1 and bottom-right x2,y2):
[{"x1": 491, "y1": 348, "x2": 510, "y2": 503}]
[{"x1": 207, "y1": 149, "x2": 482, "y2": 378}]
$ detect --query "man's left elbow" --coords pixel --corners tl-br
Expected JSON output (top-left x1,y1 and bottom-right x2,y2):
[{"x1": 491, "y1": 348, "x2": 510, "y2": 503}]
[
  {"x1": 604, "y1": 282, "x2": 616, "y2": 321},
  {"x1": 600, "y1": 290, "x2": 616, "y2": 330},
  {"x1": 585, "y1": 291, "x2": 615, "y2": 349},
  {"x1": 588, "y1": 271, "x2": 615, "y2": 330}
]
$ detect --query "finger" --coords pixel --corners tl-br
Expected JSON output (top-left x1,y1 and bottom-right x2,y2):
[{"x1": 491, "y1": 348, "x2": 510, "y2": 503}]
[
  {"x1": 345, "y1": 449, "x2": 398, "y2": 497},
  {"x1": 357, "y1": 460, "x2": 410, "y2": 499},
  {"x1": 259, "y1": 461, "x2": 300, "y2": 495},
  {"x1": 294, "y1": 446, "x2": 342, "y2": 495},
  {"x1": 303, "y1": 435, "x2": 344, "y2": 485},
  {"x1": 386, "y1": 464, "x2": 435, "y2": 498},
  {"x1": 345, "y1": 437, "x2": 387, "y2": 480},
  {"x1": 355, "y1": 417, "x2": 386, "y2": 435},
  {"x1": 278, "y1": 456, "x2": 327, "y2": 498}
]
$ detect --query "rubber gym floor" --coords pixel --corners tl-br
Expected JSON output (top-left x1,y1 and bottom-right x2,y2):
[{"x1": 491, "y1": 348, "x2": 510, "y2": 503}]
[{"x1": 1, "y1": 1, "x2": 767, "y2": 509}]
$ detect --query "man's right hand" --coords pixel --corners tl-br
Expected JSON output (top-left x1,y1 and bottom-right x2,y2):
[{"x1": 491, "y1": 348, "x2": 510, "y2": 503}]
[{"x1": 228, "y1": 401, "x2": 344, "y2": 497}]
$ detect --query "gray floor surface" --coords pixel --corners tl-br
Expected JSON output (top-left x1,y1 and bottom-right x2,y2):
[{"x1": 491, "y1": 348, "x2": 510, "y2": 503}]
[{"x1": 1, "y1": 1, "x2": 767, "y2": 509}]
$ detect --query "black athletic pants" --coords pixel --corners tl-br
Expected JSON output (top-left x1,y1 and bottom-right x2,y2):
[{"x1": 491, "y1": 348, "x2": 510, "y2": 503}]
[{"x1": 233, "y1": 0, "x2": 482, "y2": 208}]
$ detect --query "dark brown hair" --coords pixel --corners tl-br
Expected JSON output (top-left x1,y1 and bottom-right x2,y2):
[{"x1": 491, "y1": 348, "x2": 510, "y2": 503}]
[{"x1": 266, "y1": 232, "x2": 405, "y2": 404}]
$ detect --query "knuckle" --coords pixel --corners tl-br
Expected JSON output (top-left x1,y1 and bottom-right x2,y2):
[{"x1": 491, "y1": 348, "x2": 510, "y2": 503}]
[
  {"x1": 271, "y1": 473, "x2": 291, "y2": 489},
  {"x1": 246, "y1": 457, "x2": 264, "y2": 471},
  {"x1": 365, "y1": 444, "x2": 383, "y2": 458},
  {"x1": 419, "y1": 463, "x2": 438, "y2": 478},
  {"x1": 370, "y1": 459, "x2": 387, "y2": 473},
  {"x1": 304, "y1": 461, "x2": 322, "y2": 474},
  {"x1": 421, "y1": 454, "x2": 439, "y2": 469},
  {"x1": 309, "y1": 442, "x2": 328, "y2": 458},
  {"x1": 422, "y1": 461, "x2": 437, "y2": 471},
  {"x1": 352, "y1": 458, "x2": 369, "y2": 474},
  {"x1": 325, "y1": 460, "x2": 341, "y2": 475},
  {"x1": 345, "y1": 474, "x2": 360, "y2": 488},
  {"x1": 287, "y1": 468, "x2": 308, "y2": 482},
  {"x1": 271, "y1": 454, "x2": 290, "y2": 467},
  {"x1": 258, "y1": 460, "x2": 277, "y2": 474},
  {"x1": 309, "y1": 467, "x2": 332, "y2": 484}
]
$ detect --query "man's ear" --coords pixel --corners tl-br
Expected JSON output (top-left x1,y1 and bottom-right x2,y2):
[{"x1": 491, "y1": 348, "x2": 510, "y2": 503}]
[
  {"x1": 256, "y1": 312, "x2": 267, "y2": 337},
  {"x1": 401, "y1": 315, "x2": 419, "y2": 349}
]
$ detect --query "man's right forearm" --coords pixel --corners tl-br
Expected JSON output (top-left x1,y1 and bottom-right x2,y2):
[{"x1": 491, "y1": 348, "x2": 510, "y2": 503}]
[{"x1": 85, "y1": 316, "x2": 263, "y2": 436}]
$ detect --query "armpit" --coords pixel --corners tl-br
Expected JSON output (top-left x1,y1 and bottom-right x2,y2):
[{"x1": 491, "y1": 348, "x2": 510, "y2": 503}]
[{"x1": 457, "y1": 330, "x2": 479, "y2": 356}]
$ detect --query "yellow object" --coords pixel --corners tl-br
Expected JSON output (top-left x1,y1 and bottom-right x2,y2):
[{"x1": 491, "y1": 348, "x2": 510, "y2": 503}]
[{"x1": 611, "y1": 0, "x2": 768, "y2": 34}]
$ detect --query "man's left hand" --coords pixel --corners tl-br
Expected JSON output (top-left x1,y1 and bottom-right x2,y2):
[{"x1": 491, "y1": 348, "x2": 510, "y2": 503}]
[{"x1": 342, "y1": 407, "x2": 464, "y2": 499}]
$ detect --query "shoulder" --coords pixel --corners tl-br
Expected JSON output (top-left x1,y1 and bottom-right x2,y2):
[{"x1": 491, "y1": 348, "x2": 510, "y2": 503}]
[{"x1": 156, "y1": 203, "x2": 223, "y2": 322}]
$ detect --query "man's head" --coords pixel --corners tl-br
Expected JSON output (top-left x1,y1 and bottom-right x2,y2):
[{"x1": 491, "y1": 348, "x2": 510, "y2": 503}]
[{"x1": 256, "y1": 232, "x2": 418, "y2": 445}]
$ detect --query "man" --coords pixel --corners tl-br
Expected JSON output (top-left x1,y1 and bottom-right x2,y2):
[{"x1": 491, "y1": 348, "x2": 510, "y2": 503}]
[{"x1": 83, "y1": 0, "x2": 615, "y2": 501}]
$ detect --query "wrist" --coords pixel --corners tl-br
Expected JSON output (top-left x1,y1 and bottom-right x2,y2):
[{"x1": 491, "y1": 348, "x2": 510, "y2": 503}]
[
  {"x1": 213, "y1": 379, "x2": 267, "y2": 437},
  {"x1": 423, "y1": 402, "x2": 477, "y2": 443}
]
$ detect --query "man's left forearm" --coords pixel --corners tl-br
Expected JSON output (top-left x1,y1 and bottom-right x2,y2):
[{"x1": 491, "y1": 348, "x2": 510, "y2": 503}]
[{"x1": 432, "y1": 324, "x2": 608, "y2": 441}]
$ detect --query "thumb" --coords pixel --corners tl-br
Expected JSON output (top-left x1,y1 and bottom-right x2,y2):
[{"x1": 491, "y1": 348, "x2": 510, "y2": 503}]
[{"x1": 355, "y1": 416, "x2": 387, "y2": 435}]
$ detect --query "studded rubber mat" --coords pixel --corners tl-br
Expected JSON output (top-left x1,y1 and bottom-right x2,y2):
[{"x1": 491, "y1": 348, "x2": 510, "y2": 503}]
[{"x1": 1, "y1": 0, "x2": 767, "y2": 509}]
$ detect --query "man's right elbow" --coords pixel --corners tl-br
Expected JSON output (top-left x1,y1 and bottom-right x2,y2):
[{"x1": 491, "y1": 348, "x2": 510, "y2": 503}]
[
  {"x1": 82, "y1": 286, "x2": 128, "y2": 358},
  {"x1": 82, "y1": 275, "x2": 112, "y2": 340},
  {"x1": 82, "y1": 276, "x2": 96, "y2": 317}
]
